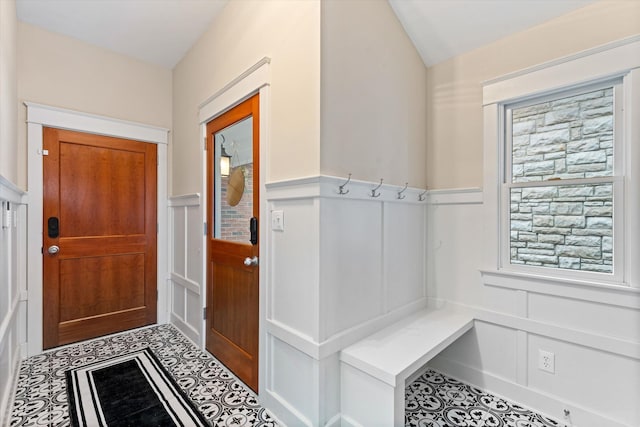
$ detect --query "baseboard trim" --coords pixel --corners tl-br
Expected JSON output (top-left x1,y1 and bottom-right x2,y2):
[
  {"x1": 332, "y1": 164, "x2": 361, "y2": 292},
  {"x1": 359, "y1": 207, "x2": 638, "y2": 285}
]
[
  {"x1": 261, "y1": 389, "x2": 312, "y2": 427},
  {"x1": 428, "y1": 356, "x2": 628, "y2": 427},
  {"x1": 339, "y1": 414, "x2": 361, "y2": 427},
  {"x1": 324, "y1": 413, "x2": 343, "y2": 427},
  {"x1": 1, "y1": 342, "x2": 23, "y2": 426},
  {"x1": 0, "y1": 296, "x2": 20, "y2": 348}
]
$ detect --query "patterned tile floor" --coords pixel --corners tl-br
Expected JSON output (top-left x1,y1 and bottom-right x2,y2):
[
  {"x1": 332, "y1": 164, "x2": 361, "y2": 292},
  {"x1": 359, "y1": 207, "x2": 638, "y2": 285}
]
[
  {"x1": 10, "y1": 324, "x2": 560, "y2": 427},
  {"x1": 10, "y1": 324, "x2": 276, "y2": 427},
  {"x1": 406, "y1": 370, "x2": 562, "y2": 427}
]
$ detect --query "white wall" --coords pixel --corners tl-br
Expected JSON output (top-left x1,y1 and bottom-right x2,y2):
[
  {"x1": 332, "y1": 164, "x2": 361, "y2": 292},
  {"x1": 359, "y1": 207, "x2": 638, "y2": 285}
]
[
  {"x1": 0, "y1": 0, "x2": 17, "y2": 185},
  {"x1": 426, "y1": 0, "x2": 640, "y2": 189},
  {"x1": 17, "y1": 22, "x2": 172, "y2": 190},
  {"x1": 320, "y1": 0, "x2": 427, "y2": 187},
  {"x1": 426, "y1": 190, "x2": 640, "y2": 426},
  {"x1": 0, "y1": 176, "x2": 26, "y2": 425},
  {"x1": 0, "y1": 1, "x2": 22, "y2": 421},
  {"x1": 171, "y1": 0, "x2": 321, "y2": 196}
]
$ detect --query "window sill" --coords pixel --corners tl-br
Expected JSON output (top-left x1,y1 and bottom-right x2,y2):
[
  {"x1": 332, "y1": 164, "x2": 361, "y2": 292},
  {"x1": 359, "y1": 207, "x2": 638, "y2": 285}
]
[{"x1": 480, "y1": 269, "x2": 640, "y2": 309}]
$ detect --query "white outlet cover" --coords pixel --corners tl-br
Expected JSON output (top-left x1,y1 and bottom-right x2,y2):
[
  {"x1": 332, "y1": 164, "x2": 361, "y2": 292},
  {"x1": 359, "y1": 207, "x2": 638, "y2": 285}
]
[{"x1": 538, "y1": 349, "x2": 555, "y2": 374}]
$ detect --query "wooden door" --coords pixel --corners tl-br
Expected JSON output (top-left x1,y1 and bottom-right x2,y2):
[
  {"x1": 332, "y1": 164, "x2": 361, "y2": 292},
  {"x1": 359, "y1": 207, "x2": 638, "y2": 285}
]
[
  {"x1": 43, "y1": 127, "x2": 157, "y2": 349},
  {"x1": 206, "y1": 94, "x2": 260, "y2": 392}
]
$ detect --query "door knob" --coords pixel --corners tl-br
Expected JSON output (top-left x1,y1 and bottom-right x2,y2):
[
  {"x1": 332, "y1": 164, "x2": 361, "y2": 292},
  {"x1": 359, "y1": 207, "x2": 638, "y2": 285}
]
[
  {"x1": 47, "y1": 245, "x2": 60, "y2": 254},
  {"x1": 243, "y1": 256, "x2": 258, "y2": 266}
]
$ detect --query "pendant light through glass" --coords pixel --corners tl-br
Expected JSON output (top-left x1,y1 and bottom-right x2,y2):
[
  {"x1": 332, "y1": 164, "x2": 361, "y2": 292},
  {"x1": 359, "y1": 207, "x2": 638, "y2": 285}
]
[{"x1": 220, "y1": 144, "x2": 231, "y2": 177}]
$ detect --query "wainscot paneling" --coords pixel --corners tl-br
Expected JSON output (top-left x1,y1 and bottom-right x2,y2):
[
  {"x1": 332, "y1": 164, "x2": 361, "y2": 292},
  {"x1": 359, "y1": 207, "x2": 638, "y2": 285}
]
[
  {"x1": 0, "y1": 175, "x2": 27, "y2": 425},
  {"x1": 427, "y1": 188, "x2": 640, "y2": 427},
  {"x1": 168, "y1": 194, "x2": 203, "y2": 347},
  {"x1": 263, "y1": 175, "x2": 427, "y2": 426}
]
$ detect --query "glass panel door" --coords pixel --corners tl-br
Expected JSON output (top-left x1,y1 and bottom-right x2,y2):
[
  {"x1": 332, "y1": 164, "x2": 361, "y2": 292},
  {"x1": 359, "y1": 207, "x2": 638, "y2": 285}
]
[{"x1": 213, "y1": 116, "x2": 253, "y2": 244}]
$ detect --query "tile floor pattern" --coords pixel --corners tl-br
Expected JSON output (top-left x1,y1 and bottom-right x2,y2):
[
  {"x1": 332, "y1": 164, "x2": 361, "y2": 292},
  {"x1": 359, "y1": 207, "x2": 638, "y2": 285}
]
[
  {"x1": 406, "y1": 370, "x2": 562, "y2": 427},
  {"x1": 10, "y1": 324, "x2": 276, "y2": 427},
  {"x1": 10, "y1": 324, "x2": 561, "y2": 427}
]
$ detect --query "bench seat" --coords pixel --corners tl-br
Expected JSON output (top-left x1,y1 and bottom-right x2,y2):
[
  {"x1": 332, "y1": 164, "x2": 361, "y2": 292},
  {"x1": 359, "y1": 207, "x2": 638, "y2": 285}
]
[{"x1": 340, "y1": 305, "x2": 475, "y2": 426}]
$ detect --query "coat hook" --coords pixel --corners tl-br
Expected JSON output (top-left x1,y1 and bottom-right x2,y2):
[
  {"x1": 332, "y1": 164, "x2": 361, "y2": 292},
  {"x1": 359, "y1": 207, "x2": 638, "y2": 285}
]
[
  {"x1": 370, "y1": 178, "x2": 383, "y2": 198},
  {"x1": 397, "y1": 182, "x2": 408, "y2": 200},
  {"x1": 338, "y1": 173, "x2": 351, "y2": 195},
  {"x1": 418, "y1": 189, "x2": 428, "y2": 202}
]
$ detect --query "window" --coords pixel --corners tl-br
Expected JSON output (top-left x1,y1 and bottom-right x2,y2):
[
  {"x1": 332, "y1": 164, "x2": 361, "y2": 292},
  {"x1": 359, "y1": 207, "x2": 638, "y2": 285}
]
[
  {"x1": 504, "y1": 83, "x2": 621, "y2": 277},
  {"x1": 482, "y1": 37, "x2": 640, "y2": 289}
]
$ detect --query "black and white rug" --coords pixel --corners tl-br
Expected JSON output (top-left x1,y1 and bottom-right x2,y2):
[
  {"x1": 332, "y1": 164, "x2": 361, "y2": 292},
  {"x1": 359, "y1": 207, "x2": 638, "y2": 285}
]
[
  {"x1": 66, "y1": 347, "x2": 208, "y2": 426},
  {"x1": 11, "y1": 324, "x2": 276, "y2": 427}
]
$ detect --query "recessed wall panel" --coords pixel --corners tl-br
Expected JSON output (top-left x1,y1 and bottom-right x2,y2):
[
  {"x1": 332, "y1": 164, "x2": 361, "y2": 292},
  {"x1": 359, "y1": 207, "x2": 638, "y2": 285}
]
[
  {"x1": 436, "y1": 321, "x2": 518, "y2": 382},
  {"x1": 528, "y1": 334, "x2": 639, "y2": 426},
  {"x1": 172, "y1": 283, "x2": 185, "y2": 319},
  {"x1": 384, "y1": 203, "x2": 426, "y2": 312},
  {"x1": 270, "y1": 335, "x2": 316, "y2": 421},
  {"x1": 172, "y1": 208, "x2": 186, "y2": 277},
  {"x1": 185, "y1": 289, "x2": 200, "y2": 333},
  {"x1": 321, "y1": 198, "x2": 383, "y2": 339},
  {"x1": 270, "y1": 199, "x2": 318, "y2": 338},
  {"x1": 186, "y1": 206, "x2": 202, "y2": 284},
  {"x1": 529, "y1": 293, "x2": 640, "y2": 342}
]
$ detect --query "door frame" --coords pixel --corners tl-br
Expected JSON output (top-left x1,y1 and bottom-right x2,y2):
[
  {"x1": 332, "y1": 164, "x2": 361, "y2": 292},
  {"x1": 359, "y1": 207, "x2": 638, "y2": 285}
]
[
  {"x1": 25, "y1": 102, "x2": 169, "y2": 356},
  {"x1": 198, "y1": 58, "x2": 270, "y2": 397}
]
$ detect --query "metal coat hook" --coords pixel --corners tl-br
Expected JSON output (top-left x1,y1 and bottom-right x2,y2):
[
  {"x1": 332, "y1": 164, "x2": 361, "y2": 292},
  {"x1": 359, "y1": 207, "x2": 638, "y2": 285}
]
[
  {"x1": 397, "y1": 183, "x2": 408, "y2": 200},
  {"x1": 338, "y1": 173, "x2": 351, "y2": 195},
  {"x1": 370, "y1": 178, "x2": 383, "y2": 198},
  {"x1": 418, "y1": 189, "x2": 428, "y2": 202}
]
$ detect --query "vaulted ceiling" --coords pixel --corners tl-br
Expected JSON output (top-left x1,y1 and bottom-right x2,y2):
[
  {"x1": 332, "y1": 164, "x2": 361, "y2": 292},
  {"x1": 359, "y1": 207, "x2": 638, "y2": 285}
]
[{"x1": 16, "y1": 0, "x2": 596, "y2": 69}]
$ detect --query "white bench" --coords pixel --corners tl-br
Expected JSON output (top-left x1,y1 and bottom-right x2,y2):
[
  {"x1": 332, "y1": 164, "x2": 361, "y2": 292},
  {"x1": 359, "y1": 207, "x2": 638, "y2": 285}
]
[{"x1": 340, "y1": 305, "x2": 475, "y2": 426}]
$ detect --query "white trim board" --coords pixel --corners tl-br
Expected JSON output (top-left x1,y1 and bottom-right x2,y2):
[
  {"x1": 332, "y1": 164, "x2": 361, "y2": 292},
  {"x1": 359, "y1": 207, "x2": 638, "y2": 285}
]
[
  {"x1": 25, "y1": 102, "x2": 168, "y2": 144},
  {"x1": 483, "y1": 36, "x2": 640, "y2": 105},
  {"x1": 25, "y1": 103, "x2": 170, "y2": 356},
  {"x1": 0, "y1": 175, "x2": 26, "y2": 203},
  {"x1": 265, "y1": 175, "x2": 428, "y2": 204},
  {"x1": 168, "y1": 193, "x2": 201, "y2": 207}
]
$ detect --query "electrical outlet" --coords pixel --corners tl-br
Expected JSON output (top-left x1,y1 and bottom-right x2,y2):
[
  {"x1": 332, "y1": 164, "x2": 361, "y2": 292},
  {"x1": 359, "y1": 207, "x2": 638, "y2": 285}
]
[{"x1": 538, "y1": 349, "x2": 555, "y2": 373}]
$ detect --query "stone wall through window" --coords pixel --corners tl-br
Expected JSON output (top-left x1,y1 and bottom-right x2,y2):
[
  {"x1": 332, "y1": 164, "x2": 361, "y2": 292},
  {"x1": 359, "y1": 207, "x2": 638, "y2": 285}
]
[{"x1": 509, "y1": 88, "x2": 614, "y2": 273}]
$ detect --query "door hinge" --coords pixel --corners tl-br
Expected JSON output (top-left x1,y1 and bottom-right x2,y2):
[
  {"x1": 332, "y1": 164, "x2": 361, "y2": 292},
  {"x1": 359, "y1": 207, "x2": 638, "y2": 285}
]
[
  {"x1": 203, "y1": 137, "x2": 207, "y2": 151},
  {"x1": 157, "y1": 222, "x2": 159, "y2": 234},
  {"x1": 204, "y1": 222, "x2": 207, "y2": 236},
  {"x1": 38, "y1": 148, "x2": 49, "y2": 156},
  {"x1": 203, "y1": 307, "x2": 207, "y2": 320}
]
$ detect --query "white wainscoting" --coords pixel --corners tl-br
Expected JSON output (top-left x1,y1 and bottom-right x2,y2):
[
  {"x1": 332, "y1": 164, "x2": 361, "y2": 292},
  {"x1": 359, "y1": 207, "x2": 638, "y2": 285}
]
[
  {"x1": 168, "y1": 194, "x2": 204, "y2": 347},
  {"x1": 0, "y1": 175, "x2": 27, "y2": 425},
  {"x1": 426, "y1": 188, "x2": 640, "y2": 427},
  {"x1": 263, "y1": 175, "x2": 428, "y2": 426}
]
